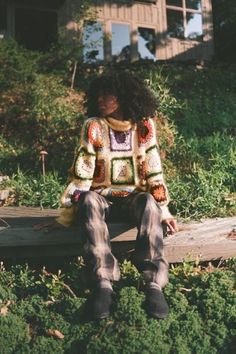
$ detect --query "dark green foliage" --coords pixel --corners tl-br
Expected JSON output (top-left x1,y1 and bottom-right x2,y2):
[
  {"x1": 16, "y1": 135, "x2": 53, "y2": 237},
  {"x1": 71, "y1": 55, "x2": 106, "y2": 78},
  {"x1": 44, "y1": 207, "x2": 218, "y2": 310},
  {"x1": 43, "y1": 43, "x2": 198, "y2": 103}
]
[
  {"x1": 167, "y1": 133, "x2": 236, "y2": 218},
  {"x1": 30, "y1": 337, "x2": 64, "y2": 354},
  {"x1": 0, "y1": 260, "x2": 235, "y2": 353},
  {"x1": 139, "y1": 63, "x2": 236, "y2": 136},
  {"x1": 165, "y1": 65, "x2": 236, "y2": 136},
  {"x1": 212, "y1": 0, "x2": 236, "y2": 62},
  {"x1": 0, "y1": 39, "x2": 84, "y2": 176},
  {"x1": 0, "y1": 38, "x2": 39, "y2": 90},
  {"x1": 0, "y1": 314, "x2": 30, "y2": 354}
]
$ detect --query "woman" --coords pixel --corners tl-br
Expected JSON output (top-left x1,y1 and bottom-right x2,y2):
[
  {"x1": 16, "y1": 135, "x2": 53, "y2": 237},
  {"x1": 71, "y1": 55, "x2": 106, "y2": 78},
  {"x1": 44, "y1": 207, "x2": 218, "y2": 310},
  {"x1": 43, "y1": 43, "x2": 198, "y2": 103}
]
[{"x1": 37, "y1": 70, "x2": 178, "y2": 320}]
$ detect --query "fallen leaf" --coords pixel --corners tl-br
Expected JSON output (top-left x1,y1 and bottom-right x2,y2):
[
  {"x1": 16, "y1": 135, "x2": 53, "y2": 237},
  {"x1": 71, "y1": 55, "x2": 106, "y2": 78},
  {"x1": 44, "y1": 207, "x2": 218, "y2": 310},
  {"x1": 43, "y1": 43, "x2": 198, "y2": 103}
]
[
  {"x1": 46, "y1": 329, "x2": 64, "y2": 339},
  {"x1": 0, "y1": 300, "x2": 13, "y2": 316},
  {"x1": 0, "y1": 306, "x2": 8, "y2": 316},
  {"x1": 43, "y1": 300, "x2": 55, "y2": 306},
  {"x1": 179, "y1": 287, "x2": 192, "y2": 292}
]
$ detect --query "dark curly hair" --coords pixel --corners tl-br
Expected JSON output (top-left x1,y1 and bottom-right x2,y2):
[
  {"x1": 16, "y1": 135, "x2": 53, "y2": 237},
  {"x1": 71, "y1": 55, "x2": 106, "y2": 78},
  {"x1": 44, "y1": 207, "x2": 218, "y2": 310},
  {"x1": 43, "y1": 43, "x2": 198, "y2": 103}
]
[{"x1": 86, "y1": 70, "x2": 158, "y2": 122}]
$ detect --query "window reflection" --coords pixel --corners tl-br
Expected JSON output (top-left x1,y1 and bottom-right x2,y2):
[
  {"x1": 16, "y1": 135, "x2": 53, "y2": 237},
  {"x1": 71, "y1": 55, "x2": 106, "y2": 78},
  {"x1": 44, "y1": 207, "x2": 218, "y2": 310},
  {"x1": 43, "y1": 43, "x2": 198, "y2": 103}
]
[
  {"x1": 83, "y1": 22, "x2": 104, "y2": 63},
  {"x1": 166, "y1": 0, "x2": 182, "y2": 7},
  {"x1": 186, "y1": 12, "x2": 203, "y2": 40},
  {"x1": 167, "y1": 9, "x2": 184, "y2": 39},
  {"x1": 138, "y1": 27, "x2": 156, "y2": 61},
  {"x1": 112, "y1": 23, "x2": 130, "y2": 61},
  {"x1": 186, "y1": 0, "x2": 201, "y2": 11}
]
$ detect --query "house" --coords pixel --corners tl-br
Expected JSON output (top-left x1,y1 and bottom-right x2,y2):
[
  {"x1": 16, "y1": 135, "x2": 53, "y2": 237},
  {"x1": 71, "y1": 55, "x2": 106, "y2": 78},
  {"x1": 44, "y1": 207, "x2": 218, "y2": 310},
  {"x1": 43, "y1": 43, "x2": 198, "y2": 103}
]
[{"x1": 0, "y1": 0, "x2": 214, "y2": 62}]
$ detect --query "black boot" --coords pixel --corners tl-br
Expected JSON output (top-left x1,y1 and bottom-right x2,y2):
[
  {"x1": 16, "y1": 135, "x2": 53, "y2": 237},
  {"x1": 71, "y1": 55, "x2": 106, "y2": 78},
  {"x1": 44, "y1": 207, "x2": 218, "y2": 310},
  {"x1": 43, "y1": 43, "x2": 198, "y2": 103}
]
[
  {"x1": 145, "y1": 284, "x2": 169, "y2": 319},
  {"x1": 91, "y1": 287, "x2": 113, "y2": 320}
]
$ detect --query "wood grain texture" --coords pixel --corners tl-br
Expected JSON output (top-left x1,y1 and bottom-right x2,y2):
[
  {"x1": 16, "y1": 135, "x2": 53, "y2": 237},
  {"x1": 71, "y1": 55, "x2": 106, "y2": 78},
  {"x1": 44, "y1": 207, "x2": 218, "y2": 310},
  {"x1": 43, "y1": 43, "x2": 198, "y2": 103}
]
[{"x1": 0, "y1": 207, "x2": 236, "y2": 262}]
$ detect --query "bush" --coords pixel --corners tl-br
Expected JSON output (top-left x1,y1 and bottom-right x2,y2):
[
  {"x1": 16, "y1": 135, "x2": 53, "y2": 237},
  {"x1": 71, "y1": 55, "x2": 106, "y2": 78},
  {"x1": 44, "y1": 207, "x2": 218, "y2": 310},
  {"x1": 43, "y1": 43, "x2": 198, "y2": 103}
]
[
  {"x1": 3, "y1": 170, "x2": 64, "y2": 208},
  {"x1": 0, "y1": 39, "x2": 84, "y2": 175},
  {"x1": 167, "y1": 133, "x2": 236, "y2": 219},
  {"x1": 162, "y1": 64, "x2": 236, "y2": 136},
  {"x1": 0, "y1": 259, "x2": 235, "y2": 353},
  {"x1": 0, "y1": 314, "x2": 30, "y2": 354}
]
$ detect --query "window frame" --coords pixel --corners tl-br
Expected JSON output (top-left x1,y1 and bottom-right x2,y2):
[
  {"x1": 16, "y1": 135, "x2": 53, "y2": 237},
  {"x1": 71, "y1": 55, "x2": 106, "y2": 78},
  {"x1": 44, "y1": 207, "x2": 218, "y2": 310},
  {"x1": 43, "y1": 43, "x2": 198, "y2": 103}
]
[
  {"x1": 134, "y1": 0, "x2": 157, "y2": 4},
  {"x1": 137, "y1": 25, "x2": 157, "y2": 61},
  {"x1": 166, "y1": 0, "x2": 203, "y2": 41}
]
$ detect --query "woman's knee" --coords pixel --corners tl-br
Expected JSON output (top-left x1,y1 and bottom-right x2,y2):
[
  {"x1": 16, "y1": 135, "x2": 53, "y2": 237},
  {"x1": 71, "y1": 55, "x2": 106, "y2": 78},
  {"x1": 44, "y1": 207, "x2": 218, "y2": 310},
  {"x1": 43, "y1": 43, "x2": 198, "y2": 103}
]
[
  {"x1": 80, "y1": 191, "x2": 98, "y2": 206},
  {"x1": 138, "y1": 192, "x2": 156, "y2": 206},
  {"x1": 78, "y1": 191, "x2": 106, "y2": 216},
  {"x1": 137, "y1": 192, "x2": 162, "y2": 215}
]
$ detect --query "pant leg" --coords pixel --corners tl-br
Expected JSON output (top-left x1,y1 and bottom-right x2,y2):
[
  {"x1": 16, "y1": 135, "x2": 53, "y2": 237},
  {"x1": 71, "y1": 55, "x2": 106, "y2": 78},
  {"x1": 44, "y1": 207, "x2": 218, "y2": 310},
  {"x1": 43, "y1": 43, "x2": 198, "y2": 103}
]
[
  {"x1": 77, "y1": 191, "x2": 120, "y2": 282},
  {"x1": 124, "y1": 192, "x2": 169, "y2": 289}
]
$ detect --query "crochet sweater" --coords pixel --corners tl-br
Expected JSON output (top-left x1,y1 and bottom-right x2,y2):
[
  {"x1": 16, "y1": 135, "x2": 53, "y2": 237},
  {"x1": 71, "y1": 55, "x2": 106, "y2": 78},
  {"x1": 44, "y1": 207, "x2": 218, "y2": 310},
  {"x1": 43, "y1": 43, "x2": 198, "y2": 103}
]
[{"x1": 56, "y1": 117, "x2": 173, "y2": 226}]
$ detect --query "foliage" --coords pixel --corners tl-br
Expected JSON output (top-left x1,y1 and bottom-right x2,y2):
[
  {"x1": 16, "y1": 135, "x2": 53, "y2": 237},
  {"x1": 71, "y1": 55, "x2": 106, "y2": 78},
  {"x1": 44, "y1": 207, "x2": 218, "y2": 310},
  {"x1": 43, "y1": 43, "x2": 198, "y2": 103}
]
[
  {"x1": 1, "y1": 40, "x2": 236, "y2": 218},
  {"x1": 139, "y1": 63, "x2": 236, "y2": 137},
  {"x1": 167, "y1": 133, "x2": 236, "y2": 219},
  {"x1": 212, "y1": 0, "x2": 236, "y2": 62},
  {"x1": 0, "y1": 38, "x2": 39, "y2": 91},
  {"x1": 0, "y1": 39, "x2": 85, "y2": 175},
  {"x1": 3, "y1": 170, "x2": 65, "y2": 209},
  {"x1": 0, "y1": 259, "x2": 235, "y2": 353}
]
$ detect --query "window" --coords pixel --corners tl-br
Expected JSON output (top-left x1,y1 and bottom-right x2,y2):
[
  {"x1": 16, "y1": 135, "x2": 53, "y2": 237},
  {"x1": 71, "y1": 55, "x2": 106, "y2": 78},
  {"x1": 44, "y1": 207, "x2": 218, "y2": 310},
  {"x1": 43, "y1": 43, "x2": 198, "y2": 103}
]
[
  {"x1": 166, "y1": 0, "x2": 203, "y2": 41},
  {"x1": 138, "y1": 27, "x2": 156, "y2": 61},
  {"x1": 83, "y1": 22, "x2": 104, "y2": 63},
  {"x1": 111, "y1": 23, "x2": 130, "y2": 61}
]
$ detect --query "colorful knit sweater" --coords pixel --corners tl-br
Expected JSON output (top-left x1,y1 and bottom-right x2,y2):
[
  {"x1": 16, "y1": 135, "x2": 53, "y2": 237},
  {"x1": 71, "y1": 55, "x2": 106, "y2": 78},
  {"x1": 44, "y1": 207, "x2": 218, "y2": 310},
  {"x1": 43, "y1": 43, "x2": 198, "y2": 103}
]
[{"x1": 56, "y1": 117, "x2": 173, "y2": 226}]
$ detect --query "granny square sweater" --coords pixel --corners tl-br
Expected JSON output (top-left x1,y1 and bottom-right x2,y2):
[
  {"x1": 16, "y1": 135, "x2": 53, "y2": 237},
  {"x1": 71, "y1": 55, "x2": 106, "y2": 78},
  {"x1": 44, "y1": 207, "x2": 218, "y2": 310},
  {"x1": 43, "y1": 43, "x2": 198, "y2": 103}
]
[{"x1": 56, "y1": 117, "x2": 173, "y2": 226}]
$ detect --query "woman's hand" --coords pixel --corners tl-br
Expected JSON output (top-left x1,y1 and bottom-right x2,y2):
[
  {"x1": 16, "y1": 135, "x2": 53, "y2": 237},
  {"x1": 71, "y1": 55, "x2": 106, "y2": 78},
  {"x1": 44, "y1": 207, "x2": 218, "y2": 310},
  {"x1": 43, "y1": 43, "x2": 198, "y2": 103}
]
[
  {"x1": 162, "y1": 218, "x2": 178, "y2": 235},
  {"x1": 33, "y1": 220, "x2": 64, "y2": 233}
]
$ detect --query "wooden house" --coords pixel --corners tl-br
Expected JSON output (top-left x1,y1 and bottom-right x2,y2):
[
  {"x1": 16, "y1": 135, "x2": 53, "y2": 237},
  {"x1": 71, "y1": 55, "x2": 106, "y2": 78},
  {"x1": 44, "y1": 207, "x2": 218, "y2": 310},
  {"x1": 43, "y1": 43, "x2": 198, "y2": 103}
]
[{"x1": 0, "y1": 0, "x2": 214, "y2": 62}]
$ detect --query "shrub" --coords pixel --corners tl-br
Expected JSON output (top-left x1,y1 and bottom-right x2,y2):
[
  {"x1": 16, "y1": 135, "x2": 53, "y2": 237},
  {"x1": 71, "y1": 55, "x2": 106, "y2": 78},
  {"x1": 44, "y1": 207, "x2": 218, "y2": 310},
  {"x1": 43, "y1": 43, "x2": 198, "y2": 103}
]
[
  {"x1": 167, "y1": 133, "x2": 236, "y2": 218},
  {"x1": 0, "y1": 259, "x2": 235, "y2": 353},
  {"x1": 0, "y1": 314, "x2": 30, "y2": 354},
  {"x1": 162, "y1": 64, "x2": 236, "y2": 136},
  {"x1": 3, "y1": 170, "x2": 64, "y2": 208},
  {"x1": 0, "y1": 39, "x2": 84, "y2": 175},
  {"x1": 30, "y1": 337, "x2": 64, "y2": 354}
]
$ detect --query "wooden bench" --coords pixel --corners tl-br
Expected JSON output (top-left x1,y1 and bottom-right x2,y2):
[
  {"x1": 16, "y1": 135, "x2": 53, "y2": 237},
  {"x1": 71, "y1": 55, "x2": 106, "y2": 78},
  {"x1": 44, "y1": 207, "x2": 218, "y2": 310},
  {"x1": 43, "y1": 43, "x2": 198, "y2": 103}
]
[{"x1": 0, "y1": 207, "x2": 236, "y2": 263}]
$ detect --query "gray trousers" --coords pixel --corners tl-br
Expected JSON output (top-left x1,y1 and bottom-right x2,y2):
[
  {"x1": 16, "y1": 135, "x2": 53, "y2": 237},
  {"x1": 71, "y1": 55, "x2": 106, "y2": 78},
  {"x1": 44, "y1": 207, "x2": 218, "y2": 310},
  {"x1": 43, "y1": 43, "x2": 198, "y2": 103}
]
[{"x1": 77, "y1": 191, "x2": 169, "y2": 289}]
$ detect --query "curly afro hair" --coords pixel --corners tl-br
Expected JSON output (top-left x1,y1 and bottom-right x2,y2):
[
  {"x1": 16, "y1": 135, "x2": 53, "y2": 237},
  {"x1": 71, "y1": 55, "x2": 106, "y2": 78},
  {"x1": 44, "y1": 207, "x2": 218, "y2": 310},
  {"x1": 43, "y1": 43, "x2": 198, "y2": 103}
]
[{"x1": 86, "y1": 70, "x2": 158, "y2": 122}]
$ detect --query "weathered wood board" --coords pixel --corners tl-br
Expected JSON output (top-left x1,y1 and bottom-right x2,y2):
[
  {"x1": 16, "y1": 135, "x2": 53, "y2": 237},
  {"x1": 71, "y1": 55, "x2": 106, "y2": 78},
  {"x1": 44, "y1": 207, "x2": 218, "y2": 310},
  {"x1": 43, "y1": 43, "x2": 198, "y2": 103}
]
[{"x1": 0, "y1": 207, "x2": 236, "y2": 262}]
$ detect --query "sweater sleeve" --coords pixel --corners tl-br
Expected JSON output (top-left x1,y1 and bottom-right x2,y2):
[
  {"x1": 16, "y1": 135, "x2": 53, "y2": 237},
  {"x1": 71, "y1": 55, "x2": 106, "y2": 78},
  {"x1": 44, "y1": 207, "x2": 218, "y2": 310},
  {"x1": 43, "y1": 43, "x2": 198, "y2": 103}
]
[
  {"x1": 143, "y1": 119, "x2": 173, "y2": 221},
  {"x1": 56, "y1": 119, "x2": 99, "y2": 226}
]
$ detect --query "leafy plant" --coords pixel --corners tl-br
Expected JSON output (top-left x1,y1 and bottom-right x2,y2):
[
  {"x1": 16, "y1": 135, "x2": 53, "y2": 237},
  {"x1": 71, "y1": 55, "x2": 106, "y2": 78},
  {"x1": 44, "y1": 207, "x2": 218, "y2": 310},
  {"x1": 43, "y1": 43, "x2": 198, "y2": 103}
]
[
  {"x1": 0, "y1": 259, "x2": 235, "y2": 353},
  {"x1": 4, "y1": 170, "x2": 65, "y2": 208}
]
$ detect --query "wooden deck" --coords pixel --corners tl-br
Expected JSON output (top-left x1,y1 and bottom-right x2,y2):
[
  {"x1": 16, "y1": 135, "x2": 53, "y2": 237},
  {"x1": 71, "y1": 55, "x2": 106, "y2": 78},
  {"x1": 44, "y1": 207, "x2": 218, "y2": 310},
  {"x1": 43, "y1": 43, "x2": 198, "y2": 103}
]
[{"x1": 0, "y1": 207, "x2": 236, "y2": 263}]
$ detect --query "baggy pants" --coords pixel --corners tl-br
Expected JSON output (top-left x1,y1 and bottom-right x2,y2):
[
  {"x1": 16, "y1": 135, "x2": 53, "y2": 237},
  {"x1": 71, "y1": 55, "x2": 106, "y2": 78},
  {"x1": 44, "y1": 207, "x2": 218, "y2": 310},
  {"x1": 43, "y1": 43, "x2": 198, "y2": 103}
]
[{"x1": 77, "y1": 191, "x2": 169, "y2": 289}]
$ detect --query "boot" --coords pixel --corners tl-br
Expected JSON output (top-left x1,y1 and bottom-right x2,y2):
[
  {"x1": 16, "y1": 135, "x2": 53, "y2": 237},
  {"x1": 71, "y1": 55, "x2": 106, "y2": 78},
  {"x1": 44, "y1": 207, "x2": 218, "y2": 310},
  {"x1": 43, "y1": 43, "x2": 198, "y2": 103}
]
[{"x1": 145, "y1": 284, "x2": 169, "y2": 319}]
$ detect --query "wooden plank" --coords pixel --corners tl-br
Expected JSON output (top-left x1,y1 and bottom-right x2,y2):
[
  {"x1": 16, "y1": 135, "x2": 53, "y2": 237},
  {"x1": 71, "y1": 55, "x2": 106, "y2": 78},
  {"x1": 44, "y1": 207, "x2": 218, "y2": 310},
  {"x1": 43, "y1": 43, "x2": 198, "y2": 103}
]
[
  {"x1": 0, "y1": 207, "x2": 236, "y2": 262},
  {"x1": 0, "y1": 229, "x2": 235, "y2": 263}
]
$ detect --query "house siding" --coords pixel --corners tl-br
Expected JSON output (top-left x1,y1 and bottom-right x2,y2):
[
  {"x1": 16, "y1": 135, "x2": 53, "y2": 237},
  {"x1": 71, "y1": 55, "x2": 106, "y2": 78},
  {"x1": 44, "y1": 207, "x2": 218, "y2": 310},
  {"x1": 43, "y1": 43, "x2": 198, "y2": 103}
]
[{"x1": 0, "y1": 0, "x2": 214, "y2": 61}]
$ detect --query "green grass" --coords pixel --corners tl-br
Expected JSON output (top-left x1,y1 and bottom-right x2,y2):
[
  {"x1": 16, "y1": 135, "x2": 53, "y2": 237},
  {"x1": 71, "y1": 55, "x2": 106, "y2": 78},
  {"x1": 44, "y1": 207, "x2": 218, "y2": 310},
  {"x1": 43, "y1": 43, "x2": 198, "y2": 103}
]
[{"x1": 3, "y1": 130, "x2": 235, "y2": 220}]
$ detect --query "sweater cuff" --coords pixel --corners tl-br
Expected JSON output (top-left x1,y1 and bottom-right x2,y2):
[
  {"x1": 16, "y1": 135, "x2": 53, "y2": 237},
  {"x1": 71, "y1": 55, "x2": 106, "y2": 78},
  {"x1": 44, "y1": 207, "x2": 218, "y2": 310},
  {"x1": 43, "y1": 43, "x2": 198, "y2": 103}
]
[
  {"x1": 160, "y1": 206, "x2": 173, "y2": 222},
  {"x1": 71, "y1": 189, "x2": 82, "y2": 204},
  {"x1": 56, "y1": 206, "x2": 77, "y2": 227}
]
